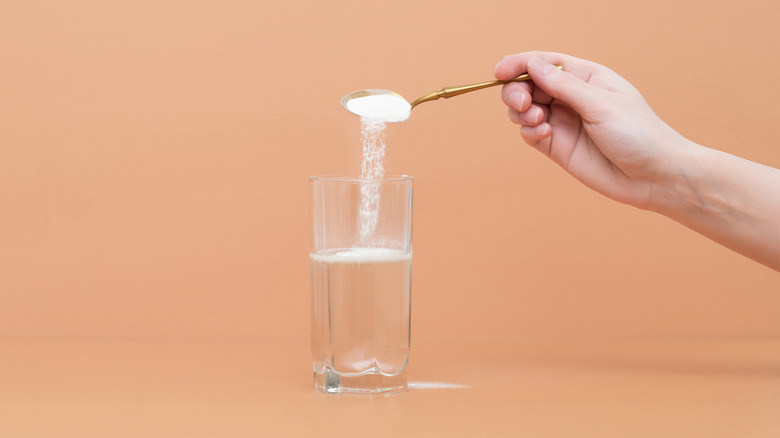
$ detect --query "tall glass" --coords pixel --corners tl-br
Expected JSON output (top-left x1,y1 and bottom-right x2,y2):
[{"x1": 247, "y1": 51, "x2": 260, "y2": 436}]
[{"x1": 309, "y1": 175, "x2": 413, "y2": 394}]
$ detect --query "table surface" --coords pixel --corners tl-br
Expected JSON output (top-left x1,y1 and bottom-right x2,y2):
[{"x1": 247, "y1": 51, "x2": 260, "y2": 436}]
[{"x1": 2, "y1": 338, "x2": 779, "y2": 437}]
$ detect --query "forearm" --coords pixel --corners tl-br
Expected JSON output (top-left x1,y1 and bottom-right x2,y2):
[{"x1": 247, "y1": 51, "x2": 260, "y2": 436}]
[{"x1": 651, "y1": 140, "x2": 780, "y2": 271}]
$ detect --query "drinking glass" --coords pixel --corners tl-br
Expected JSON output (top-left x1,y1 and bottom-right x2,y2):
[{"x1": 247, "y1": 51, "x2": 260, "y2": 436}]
[{"x1": 309, "y1": 175, "x2": 413, "y2": 394}]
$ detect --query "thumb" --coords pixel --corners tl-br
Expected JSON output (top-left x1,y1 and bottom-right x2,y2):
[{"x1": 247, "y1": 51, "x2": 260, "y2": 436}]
[{"x1": 527, "y1": 57, "x2": 606, "y2": 118}]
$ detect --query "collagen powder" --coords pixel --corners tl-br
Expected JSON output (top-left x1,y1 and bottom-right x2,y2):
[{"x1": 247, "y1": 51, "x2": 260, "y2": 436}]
[
  {"x1": 346, "y1": 94, "x2": 410, "y2": 243},
  {"x1": 346, "y1": 94, "x2": 411, "y2": 123}
]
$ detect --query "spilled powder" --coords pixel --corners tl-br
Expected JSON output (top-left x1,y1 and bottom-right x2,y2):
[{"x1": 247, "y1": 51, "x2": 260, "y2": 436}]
[{"x1": 408, "y1": 381, "x2": 470, "y2": 390}]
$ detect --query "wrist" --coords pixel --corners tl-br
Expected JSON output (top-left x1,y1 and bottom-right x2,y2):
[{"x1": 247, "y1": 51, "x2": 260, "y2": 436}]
[{"x1": 646, "y1": 137, "x2": 707, "y2": 217}]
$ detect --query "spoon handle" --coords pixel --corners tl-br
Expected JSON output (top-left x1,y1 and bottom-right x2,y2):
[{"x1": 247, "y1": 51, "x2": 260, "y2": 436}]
[{"x1": 409, "y1": 65, "x2": 563, "y2": 108}]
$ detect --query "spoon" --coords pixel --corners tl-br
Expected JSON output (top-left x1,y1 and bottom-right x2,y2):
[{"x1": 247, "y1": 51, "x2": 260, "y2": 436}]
[{"x1": 341, "y1": 65, "x2": 563, "y2": 121}]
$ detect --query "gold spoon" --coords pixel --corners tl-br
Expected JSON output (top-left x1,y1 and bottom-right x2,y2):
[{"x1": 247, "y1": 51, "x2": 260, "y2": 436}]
[{"x1": 341, "y1": 65, "x2": 563, "y2": 121}]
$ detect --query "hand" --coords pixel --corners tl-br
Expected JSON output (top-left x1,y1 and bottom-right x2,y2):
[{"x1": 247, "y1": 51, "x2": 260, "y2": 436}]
[{"x1": 495, "y1": 51, "x2": 687, "y2": 210}]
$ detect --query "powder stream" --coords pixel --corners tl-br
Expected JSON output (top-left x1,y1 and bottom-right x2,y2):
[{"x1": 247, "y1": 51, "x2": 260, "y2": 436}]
[
  {"x1": 347, "y1": 94, "x2": 410, "y2": 244},
  {"x1": 358, "y1": 117, "x2": 386, "y2": 243}
]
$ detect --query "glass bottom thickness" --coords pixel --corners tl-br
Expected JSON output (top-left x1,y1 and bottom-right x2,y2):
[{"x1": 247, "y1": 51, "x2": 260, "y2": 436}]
[{"x1": 314, "y1": 367, "x2": 407, "y2": 395}]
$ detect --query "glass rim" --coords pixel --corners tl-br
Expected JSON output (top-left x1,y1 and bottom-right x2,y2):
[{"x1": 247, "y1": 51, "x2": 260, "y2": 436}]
[{"x1": 308, "y1": 174, "x2": 414, "y2": 183}]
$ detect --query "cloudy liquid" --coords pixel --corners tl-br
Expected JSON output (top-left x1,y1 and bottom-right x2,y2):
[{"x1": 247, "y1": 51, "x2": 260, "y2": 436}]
[{"x1": 310, "y1": 248, "x2": 411, "y2": 393}]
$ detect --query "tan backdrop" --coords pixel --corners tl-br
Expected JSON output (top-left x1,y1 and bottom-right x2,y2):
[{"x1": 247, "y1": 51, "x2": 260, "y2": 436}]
[{"x1": 1, "y1": 0, "x2": 778, "y2": 340}]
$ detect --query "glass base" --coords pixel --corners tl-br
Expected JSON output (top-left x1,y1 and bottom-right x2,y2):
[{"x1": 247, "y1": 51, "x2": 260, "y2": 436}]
[{"x1": 314, "y1": 367, "x2": 407, "y2": 395}]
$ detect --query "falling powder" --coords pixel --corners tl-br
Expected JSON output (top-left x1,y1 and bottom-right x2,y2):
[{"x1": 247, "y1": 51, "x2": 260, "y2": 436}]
[
  {"x1": 347, "y1": 94, "x2": 411, "y2": 243},
  {"x1": 358, "y1": 118, "x2": 385, "y2": 243}
]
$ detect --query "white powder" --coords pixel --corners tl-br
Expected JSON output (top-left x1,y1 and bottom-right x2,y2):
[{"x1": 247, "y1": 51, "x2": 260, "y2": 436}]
[
  {"x1": 358, "y1": 117, "x2": 385, "y2": 243},
  {"x1": 345, "y1": 93, "x2": 411, "y2": 244},
  {"x1": 310, "y1": 248, "x2": 411, "y2": 263},
  {"x1": 408, "y1": 381, "x2": 470, "y2": 390},
  {"x1": 346, "y1": 94, "x2": 411, "y2": 123}
]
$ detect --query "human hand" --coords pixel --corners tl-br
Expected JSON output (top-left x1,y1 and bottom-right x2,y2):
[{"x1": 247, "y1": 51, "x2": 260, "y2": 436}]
[{"x1": 495, "y1": 51, "x2": 687, "y2": 210}]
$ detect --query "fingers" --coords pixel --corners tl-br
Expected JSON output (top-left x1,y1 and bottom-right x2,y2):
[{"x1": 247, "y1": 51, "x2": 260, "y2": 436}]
[
  {"x1": 501, "y1": 80, "x2": 551, "y2": 124},
  {"x1": 503, "y1": 74, "x2": 551, "y2": 144},
  {"x1": 494, "y1": 51, "x2": 585, "y2": 81},
  {"x1": 496, "y1": 51, "x2": 615, "y2": 121},
  {"x1": 525, "y1": 57, "x2": 605, "y2": 118},
  {"x1": 501, "y1": 81, "x2": 532, "y2": 112},
  {"x1": 520, "y1": 123, "x2": 552, "y2": 147},
  {"x1": 508, "y1": 105, "x2": 548, "y2": 126}
]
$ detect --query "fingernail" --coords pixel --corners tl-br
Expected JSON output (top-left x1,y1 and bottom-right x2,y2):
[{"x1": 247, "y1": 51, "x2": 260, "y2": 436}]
[
  {"x1": 508, "y1": 91, "x2": 524, "y2": 109},
  {"x1": 528, "y1": 57, "x2": 555, "y2": 75},
  {"x1": 493, "y1": 61, "x2": 501, "y2": 77}
]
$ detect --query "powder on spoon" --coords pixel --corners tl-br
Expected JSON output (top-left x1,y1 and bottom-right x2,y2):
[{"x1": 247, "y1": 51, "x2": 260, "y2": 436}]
[{"x1": 346, "y1": 94, "x2": 411, "y2": 123}]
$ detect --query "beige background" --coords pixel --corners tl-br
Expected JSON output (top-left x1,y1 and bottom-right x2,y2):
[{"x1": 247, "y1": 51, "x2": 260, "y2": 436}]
[{"x1": 1, "y1": 0, "x2": 778, "y2": 341}]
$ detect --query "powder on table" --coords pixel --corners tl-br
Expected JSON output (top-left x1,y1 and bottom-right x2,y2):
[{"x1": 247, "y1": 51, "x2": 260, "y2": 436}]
[{"x1": 346, "y1": 94, "x2": 411, "y2": 123}]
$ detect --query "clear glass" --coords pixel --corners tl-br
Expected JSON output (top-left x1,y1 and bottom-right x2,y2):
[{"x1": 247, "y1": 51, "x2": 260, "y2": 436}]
[{"x1": 309, "y1": 175, "x2": 413, "y2": 394}]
